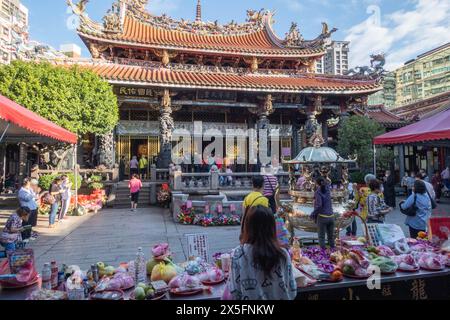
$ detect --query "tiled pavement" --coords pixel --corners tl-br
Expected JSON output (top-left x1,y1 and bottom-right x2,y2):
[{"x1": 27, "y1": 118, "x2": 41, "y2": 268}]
[{"x1": 1, "y1": 198, "x2": 449, "y2": 271}]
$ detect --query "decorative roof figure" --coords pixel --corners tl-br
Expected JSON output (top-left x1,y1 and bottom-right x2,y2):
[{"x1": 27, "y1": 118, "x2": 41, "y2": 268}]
[{"x1": 285, "y1": 22, "x2": 304, "y2": 47}]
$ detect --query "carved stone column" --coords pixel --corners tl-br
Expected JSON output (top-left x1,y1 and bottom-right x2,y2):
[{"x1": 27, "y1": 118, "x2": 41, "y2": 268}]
[
  {"x1": 18, "y1": 143, "x2": 27, "y2": 181},
  {"x1": 98, "y1": 130, "x2": 115, "y2": 169},
  {"x1": 158, "y1": 89, "x2": 175, "y2": 168},
  {"x1": 322, "y1": 120, "x2": 329, "y2": 147}
]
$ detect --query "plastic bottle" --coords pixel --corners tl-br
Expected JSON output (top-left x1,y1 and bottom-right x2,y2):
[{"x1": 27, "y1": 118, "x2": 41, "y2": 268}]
[
  {"x1": 41, "y1": 263, "x2": 52, "y2": 290},
  {"x1": 134, "y1": 247, "x2": 146, "y2": 284},
  {"x1": 51, "y1": 261, "x2": 58, "y2": 289}
]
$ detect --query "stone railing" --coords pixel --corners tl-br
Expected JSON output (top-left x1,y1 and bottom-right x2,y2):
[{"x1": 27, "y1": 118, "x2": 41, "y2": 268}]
[{"x1": 172, "y1": 171, "x2": 300, "y2": 193}]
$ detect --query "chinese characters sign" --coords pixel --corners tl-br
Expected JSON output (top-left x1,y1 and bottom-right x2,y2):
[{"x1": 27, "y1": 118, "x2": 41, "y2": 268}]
[{"x1": 185, "y1": 233, "x2": 210, "y2": 263}]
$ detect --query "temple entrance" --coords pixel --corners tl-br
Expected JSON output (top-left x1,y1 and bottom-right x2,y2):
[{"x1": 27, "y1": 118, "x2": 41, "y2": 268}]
[{"x1": 116, "y1": 135, "x2": 160, "y2": 178}]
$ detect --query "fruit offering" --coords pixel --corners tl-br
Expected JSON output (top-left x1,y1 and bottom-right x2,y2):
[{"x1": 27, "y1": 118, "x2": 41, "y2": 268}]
[
  {"x1": 415, "y1": 252, "x2": 447, "y2": 271},
  {"x1": 392, "y1": 254, "x2": 419, "y2": 271},
  {"x1": 370, "y1": 256, "x2": 398, "y2": 274},
  {"x1": 133, "y1": 283, "x2": 159, "y2": 300},
  {"x1": 151, "y1": 263, "x2": 178, "y2": 283}
]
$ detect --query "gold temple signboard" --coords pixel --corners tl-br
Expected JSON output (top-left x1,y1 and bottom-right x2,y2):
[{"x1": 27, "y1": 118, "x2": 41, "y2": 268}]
[{"x1": 116, "y1": 87, "x2": 156, "y2": 98}]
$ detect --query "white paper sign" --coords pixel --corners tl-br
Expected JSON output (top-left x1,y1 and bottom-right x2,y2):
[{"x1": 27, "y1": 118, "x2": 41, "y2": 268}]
[{"x1": 185, "y1": 233, "x2": 210, "y2": 262}]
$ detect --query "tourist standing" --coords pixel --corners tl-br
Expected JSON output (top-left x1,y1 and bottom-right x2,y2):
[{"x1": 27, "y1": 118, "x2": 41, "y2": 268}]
[
  {"x1": 119, "y1": 156, "x2": 126, "y2": 181},
  {"x1": 420, "y1": 169, "x2": 430, "y2": 183},
  {"x1": 441, "y1": 166, "x2": 450, "y2": 190},
  {"x1": 262, "y1": 166, "x2": 280, "y2": 214},
  {"x1": 0, "y1": 207, "x2": 30, "y2": 252},
  {"x1": 346, "y1": 183, "x2": 358, "y2": 237},
  {"x1": 416, "y1": 173, "x2": 435, "y2": 200},
  {"x1": 225, "y1": 166, "x2": 233, "y2": 186},
  {"x1": 400, "y1": 180, "x2": 432, "y2": 239},
  {"x1": 59, "y1": 175, "x2": 72, "y2": 222},
  {"x1": 401, "y1": 173, "x2": 409, "y2": 195},
  {"x1": 383, "y1": 170, "x2": 396, "y2": 208},
  {"x1": 354, "y1": 174, "x2": 376, "y2": 222},
  {"x1": 311, "y1": 177, "x2": 335, "y2": 250},
  {"x1": 431, "y1": 171, "x2": 443, "y2": 203},
  {"x1": 49, "y1": 177, "x2": 63, "y2": 229},
  {"x1": 226, "y1": 206, "x2": 296, "y2": 300},
  {"x1": 243, "y1": 176, "x2": 269, "y2": 210},
  {"x1": 129, "y1": 156, "x2": 139, "y2": 178},
  {"x1": 17, "y1": 178, "x2": 38, "y2": 241},
  {"x1": 367, "y1": 180, "x2": 391, "y2": 224},
  {"x1": 128, "y1": 174, "x2": 143, "y2": 212},
  {"x1": 406, "y1": 172, "x2": 416, "y2": 196},
  {"x1": 30, "y1": 165, "x2": 40, "y2": 180},
  {"x1": 139, "y1": 155, "x2": 148, "y2": 180}
]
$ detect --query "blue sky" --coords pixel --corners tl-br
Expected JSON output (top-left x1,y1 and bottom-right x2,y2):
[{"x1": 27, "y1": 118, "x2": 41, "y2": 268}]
[{"x1": 22, "y1": 0, "x2": 450, "y2": 70}]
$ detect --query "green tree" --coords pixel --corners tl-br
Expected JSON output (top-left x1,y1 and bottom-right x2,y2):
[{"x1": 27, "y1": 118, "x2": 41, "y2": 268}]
[
  {"x1": 337, "y1": 115, "x2": 386, "y2": 172},
  {"x1": 0, "y1": 61, "x2": 118, "y2": 135}
]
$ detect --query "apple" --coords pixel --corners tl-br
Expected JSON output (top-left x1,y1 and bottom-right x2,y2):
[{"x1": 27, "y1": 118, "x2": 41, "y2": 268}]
[{"x1": 134, "y1": 287, "x2": 146, "y2": 300}]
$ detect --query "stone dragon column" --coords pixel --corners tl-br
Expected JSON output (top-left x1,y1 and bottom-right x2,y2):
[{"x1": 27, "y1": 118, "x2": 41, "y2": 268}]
[
  {"x1": 158, "y1": 89, "x2": 175, "y2": 168},
  {"x1": 98, "y1": 130, "x2": 116, "y2": 169}
]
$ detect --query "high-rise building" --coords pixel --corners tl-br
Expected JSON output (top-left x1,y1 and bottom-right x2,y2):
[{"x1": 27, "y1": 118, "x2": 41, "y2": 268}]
[
  {"x1": 316, "y1": 41, "x2": 349, "y2": 75},
  {"x1": 60, "y1": 43, "x2": 82, "y2": 59},
  {"x1": 395, "y1": 42, "x2": 450, "y2": 107},
  {"x1": 0, "y1": 0, "x2": 28, "y2": 64}
]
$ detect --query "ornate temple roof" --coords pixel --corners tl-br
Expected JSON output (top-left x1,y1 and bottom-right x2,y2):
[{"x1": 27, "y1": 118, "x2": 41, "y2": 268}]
[
  {"x1": 354, "y1": 105, "x2": 406, "y2": 128},
  {"x1": 60, "y1": 60, "x2": 382, "y2": 94},
  {"x1": 69, "y1": 0, "x2": 333, "y2": 58}
]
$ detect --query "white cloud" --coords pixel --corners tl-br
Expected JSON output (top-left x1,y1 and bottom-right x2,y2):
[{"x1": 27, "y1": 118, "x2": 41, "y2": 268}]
[
  {"x1": 146, "y1": 0, "x2": 180, "y2": 15},
  {"x1": 345, "y1": 0, "x2": 450, "y2": 70},
  {"x1": 279, "y1": 0, "x2": 304, "y2": 12}
]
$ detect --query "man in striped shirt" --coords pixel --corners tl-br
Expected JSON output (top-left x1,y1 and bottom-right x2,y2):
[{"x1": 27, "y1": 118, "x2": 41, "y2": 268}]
[{"x1": 262, "y1": 166, "x2": 280, "y2": 214}]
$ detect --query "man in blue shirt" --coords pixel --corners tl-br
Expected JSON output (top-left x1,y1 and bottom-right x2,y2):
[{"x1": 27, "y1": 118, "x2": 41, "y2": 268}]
[{"x1": 17, "y1": 178, "x2": 38, "y2": 241}]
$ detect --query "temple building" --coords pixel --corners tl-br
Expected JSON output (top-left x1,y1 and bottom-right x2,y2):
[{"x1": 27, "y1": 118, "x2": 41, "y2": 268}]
[{"x1": 67, "y1": 0, "x2": 382, "y2": 173}]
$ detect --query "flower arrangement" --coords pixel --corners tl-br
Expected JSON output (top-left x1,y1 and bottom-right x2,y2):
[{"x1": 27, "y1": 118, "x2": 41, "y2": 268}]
[
  {"x1": 216, "y1": 214, "x2": 241, "y2": 226},
  {"x1": 157, "y1": 183, "x2": 171, "y2": 208},
  {"x1": 177, "y1": 204, "x2": 196, "y2": 225},
  {"x1": 177, "y1": 203, "x2": 241, "y2": 227}
]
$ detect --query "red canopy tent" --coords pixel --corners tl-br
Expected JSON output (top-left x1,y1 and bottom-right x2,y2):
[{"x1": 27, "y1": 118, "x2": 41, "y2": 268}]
[
  {"x1": 0, "y1": 94, "x2": 77, "y2": 144},
  {"x1": 374, "y1": 108, "x2": 450, "y2": 145},
  {"x1": 0, "y1": 95, "x2": 79, "y2": 202}
]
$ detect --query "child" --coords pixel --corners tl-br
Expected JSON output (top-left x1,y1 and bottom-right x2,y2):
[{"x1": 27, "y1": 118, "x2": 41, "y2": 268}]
[{"x1": 0, "y1": 207, "x2": 31, "y2": 252}]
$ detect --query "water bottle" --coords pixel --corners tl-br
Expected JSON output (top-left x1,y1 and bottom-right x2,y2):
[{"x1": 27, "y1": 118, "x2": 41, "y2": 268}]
[
  {"x1": 134, "y1": 247, "x2": 146, "y2": 284},
  {"x1": 41, "y1": 263, "x2": 52, "y2": 290},
  {"x1": 51, "y1": 261, "x2": 59, "y2": 289}
]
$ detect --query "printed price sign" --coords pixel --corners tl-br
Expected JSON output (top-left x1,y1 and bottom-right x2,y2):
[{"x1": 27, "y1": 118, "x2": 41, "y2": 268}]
[{"x1": 185, "y1": 233, "x2": 210, "y2": 263}]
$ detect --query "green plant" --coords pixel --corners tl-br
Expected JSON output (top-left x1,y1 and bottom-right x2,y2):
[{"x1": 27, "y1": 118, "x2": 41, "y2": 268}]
[
  {"x1": 337, "y1": 116, "x2": 386, "y2": 172},
  {"x1": 350, "y1": 171, "x2": 367, "y2": 184},
  {"x1": 39, "y1": 173, "x2": 82, "y2": 191},
  {"x1": 90, "y1": 175, "x2": 103, "y2": 183},
  {"x1": 0, "y1": 61, "x2": 118, "y2": 135},
  {"x1": 89, "y1": 182, "x2": 104, "y2": 191},
  {"x1": 38, "y1": 174, "x2": 57, "y2": 191}
]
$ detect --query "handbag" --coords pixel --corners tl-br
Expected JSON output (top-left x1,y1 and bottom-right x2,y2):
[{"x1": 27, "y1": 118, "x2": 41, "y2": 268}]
[
  {"x1": 42, "y1": 192, "x2": 55, "y2": 205},
  {"x1": 426, "y1": 191, "x2": 437, "y2": 209},
  {"x1": 400, "y1": 194, "x2": 417, "y2": 217}
]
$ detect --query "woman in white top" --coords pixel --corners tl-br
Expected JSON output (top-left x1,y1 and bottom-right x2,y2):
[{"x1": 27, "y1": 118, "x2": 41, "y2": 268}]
[
  {"x1": 59, "y1": 175, "x2": 72, "y2": 221},
  {"x1": 226, "y1": 206, "x2": 297, "y2": 300}
]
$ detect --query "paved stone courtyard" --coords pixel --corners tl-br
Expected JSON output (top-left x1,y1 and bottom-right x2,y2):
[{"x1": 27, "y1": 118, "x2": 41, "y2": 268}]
[{"x1": 1, "y1": 198, "x2": 449, "y2": 271}]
